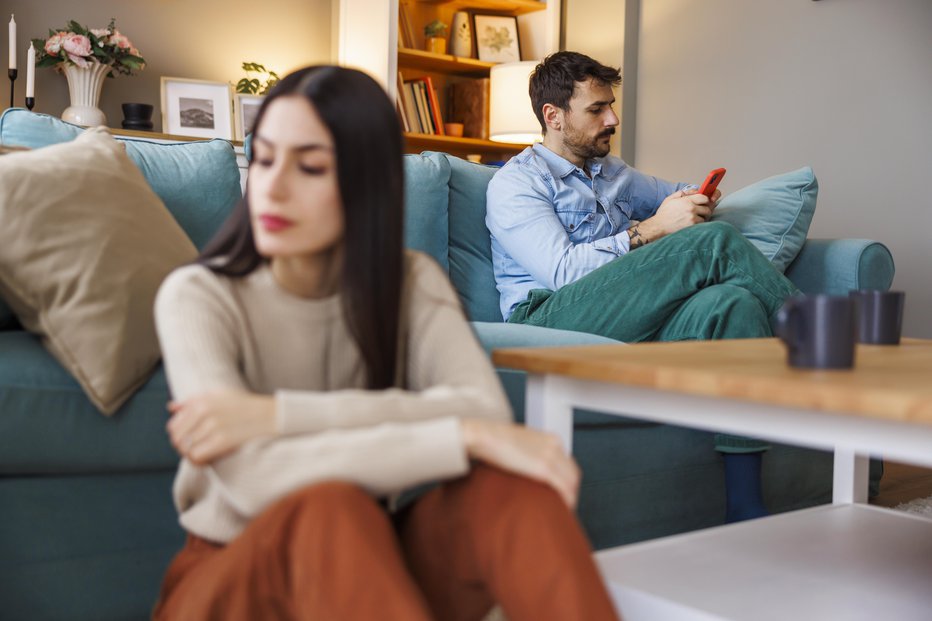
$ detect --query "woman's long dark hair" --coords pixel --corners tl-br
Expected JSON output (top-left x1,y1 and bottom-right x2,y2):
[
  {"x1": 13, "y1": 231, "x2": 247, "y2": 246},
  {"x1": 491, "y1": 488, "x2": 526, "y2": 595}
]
[{"x1": 199, "y1": 66, "x2": 405, "y2": 390}]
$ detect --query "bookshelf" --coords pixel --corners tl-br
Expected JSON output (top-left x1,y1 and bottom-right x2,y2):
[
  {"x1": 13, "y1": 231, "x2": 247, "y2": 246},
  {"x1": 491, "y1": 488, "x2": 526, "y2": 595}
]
[{"x1": 396, "y1": 0, "x2": 559, "y2": 162}]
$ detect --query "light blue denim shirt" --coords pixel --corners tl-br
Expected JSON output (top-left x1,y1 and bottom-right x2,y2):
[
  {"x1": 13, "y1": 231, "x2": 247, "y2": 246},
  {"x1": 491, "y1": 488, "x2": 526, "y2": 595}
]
[{"x1": 486, "y1": 143, "x2": 691, "y2": 321}]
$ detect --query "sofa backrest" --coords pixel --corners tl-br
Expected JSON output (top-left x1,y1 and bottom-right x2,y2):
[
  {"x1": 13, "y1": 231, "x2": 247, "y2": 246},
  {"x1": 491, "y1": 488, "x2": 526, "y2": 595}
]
[
  {"x1": 0, "y1": 109, "x2": 241, "y2": 250},
  {"x1": 403, "y1": 151, "x2": 503, "y2": 322}
]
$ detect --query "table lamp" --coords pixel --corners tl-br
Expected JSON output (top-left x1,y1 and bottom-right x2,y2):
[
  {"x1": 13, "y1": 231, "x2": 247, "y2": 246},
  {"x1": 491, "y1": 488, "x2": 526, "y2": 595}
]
[{"x1": 489, "y1": 60, "x2": 542, "y2": 144}]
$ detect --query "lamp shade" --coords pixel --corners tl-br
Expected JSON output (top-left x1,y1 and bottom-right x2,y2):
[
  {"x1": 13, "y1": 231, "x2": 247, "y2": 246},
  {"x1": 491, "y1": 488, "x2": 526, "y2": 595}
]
[{"x1": 489, "y1": 60, "x2": 542, "y2": 144}]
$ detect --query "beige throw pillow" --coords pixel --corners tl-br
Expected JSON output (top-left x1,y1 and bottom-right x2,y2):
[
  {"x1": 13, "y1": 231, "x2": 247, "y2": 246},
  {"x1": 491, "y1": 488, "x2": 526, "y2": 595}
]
[{"x1": 0, "y1": 128, "x2": 196, "y2": 414}]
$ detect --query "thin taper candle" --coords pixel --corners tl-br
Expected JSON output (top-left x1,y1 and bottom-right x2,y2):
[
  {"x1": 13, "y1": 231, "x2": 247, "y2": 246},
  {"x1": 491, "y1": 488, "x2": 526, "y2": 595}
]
[
  {"x1": 26, "y1": 42, "x2": 35, "y2": 98},
  {"x1": 8, "y1": 15, "x2": 16, "y2": 70}
]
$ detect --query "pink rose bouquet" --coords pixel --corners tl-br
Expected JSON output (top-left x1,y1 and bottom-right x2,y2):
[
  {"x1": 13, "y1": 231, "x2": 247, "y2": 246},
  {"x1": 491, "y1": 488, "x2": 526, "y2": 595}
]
[{"x1": 32, "y1": 19, "x2": 145, "y2": 77}]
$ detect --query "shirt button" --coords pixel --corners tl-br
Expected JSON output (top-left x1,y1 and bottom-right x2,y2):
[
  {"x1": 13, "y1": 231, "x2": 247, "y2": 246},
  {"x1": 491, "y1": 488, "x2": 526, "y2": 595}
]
[{"x1": 568, "y1": 223, "x2": 575, "y2": 230}]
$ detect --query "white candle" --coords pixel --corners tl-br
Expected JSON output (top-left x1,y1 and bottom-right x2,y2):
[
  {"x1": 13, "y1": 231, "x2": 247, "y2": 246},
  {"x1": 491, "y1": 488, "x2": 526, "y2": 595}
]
[
  {"x1": 26, "y1": 43, "x2": 34, "y2": 97},
  {"x1": 8, "y1": 15, "x2": 15, "y2": 70}
]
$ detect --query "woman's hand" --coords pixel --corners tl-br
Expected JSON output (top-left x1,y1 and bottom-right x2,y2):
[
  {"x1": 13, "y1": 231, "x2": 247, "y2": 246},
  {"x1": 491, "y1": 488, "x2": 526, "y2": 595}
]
[
  {"x1": 460, "y1": 418, "x2": 581, "y2": 508},
  {"x1": 166, "y1": 391, "x2": 276, "y2": 465}
]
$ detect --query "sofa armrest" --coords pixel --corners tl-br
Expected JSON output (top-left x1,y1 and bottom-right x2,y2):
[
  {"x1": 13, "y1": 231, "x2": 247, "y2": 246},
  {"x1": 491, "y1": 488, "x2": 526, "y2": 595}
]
[
  {"x1": 471, "y1": 321, "x2": 621, "y2": 356},
  {"x1": 784, "y1": 239, "x2": 895, "y2": 295}
]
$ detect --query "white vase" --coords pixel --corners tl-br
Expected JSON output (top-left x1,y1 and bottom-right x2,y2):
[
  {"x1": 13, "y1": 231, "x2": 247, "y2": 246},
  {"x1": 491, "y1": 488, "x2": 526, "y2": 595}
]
[
  {"x1": 451, "y1": 11, "x2": 472, "y2": 58},
  {"x1": 61, "y1": 63, "x2": 110, "y2": 127}
]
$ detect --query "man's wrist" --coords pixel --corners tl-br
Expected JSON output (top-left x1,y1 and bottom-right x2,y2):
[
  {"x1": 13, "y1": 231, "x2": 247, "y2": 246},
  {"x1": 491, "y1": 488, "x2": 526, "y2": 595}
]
[{"x1": 627, "y1": 223, "x2": 649, "y2": 249}]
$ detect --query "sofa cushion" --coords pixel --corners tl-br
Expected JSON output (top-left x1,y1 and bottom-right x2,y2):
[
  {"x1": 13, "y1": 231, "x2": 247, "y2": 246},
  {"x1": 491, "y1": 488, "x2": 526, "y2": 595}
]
[
  {"x1": 403, "y1": 152, "x2": 451, "y2": 271},
  {"x1": 0, "y1": 108, "x2": 241, "y2": 249},
  {"x1": 440, "y1": 153, "x2": 503, "y2": 322},
  {"x1": 0, "y1": 331, "x2": 178, "y2": 474},
  {"x1": 712, "y1": 167, "x2": 818, "y2": 272},
  {"x1": 0, "y1": 129, "x2": 197, "y2": 415}
]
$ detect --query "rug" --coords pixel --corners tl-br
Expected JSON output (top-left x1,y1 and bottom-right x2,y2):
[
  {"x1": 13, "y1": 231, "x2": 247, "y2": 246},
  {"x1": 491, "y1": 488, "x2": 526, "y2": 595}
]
[{"x1": 893, "y1": 494, "x2": 932, "y2": 518}]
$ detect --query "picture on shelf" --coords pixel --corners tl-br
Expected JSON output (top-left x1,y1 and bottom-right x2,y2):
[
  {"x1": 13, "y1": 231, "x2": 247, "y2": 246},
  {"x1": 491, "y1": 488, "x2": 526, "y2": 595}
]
[
  {"x1": 234, "y1": 94, "x2": 264, "y2": 141},
  {"x1": 473, "y1": 14, "x2": 521, "y2": 63},
  {"x1": 160, "y1": 77, "x2": 233, "y2": 140},
  {"x1": 179, "y1": 98, "x2": 215, "y2": 129}
]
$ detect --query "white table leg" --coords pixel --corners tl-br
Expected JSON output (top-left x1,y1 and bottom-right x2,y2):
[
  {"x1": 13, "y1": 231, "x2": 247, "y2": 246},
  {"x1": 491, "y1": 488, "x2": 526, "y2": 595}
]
[
  {"x1": 833, "y1": 448, "x2": 870, "y2": 504},
  {"x1": 525, "y1": 373, "x2": 574, "y2": 453}
]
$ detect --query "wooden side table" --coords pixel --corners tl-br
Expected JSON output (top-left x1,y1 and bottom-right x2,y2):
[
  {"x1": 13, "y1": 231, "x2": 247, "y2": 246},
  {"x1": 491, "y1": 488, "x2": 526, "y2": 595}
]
[{"x1": 493, "y1": 338, "x2": 932, "y2": 619}]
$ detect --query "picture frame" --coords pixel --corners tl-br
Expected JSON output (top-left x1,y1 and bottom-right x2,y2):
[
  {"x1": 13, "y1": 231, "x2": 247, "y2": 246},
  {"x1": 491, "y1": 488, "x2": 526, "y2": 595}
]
[
  {"x1": 473, "y1": 14, "x2": 521, "y2": 64},
  {"x1": 234, "y1": 94, "x2": 264, "y2": 141},
  {"x1": 160, "y1": 77, "x2": 234, "y2": 140}
]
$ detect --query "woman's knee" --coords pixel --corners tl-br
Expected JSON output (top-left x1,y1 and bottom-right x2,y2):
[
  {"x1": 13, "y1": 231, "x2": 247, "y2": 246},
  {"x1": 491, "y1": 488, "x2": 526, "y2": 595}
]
[
  {"x1": 459, "y1": 464, "x2": 564, "y2": 515},
  {"x1": 274, "y1": 481, "x2": 382, "y2": 535}
]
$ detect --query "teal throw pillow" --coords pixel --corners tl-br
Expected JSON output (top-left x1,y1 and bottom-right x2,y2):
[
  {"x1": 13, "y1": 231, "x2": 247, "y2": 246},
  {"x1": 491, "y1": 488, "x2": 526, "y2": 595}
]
[{"x1": 711, "y1": 167, "x2": 818, "y2": 272}]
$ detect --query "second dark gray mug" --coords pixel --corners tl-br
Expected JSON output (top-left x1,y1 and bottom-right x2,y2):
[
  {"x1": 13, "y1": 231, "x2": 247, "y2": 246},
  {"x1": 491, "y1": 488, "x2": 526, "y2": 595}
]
[
  {"x1": 849, "y1": 290, "x2": 905, "y2": 345},
  {"x1": 775, "y1": 295, "x2": 857, "y2": 369}
]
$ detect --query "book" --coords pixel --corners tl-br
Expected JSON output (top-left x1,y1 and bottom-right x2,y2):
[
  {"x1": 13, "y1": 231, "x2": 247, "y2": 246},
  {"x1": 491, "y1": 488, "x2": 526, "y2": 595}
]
[
  {"x1": 414, "y1": 81, "x2": 435, "y2": 134},
  {"x1": 422, "y1": 76, "x2": 445, "y2": 136},
  {"x1": 404, "y1": 82, "x2": 425, "y2": 133},
  {"x1": 448, "y1": 78, "x2": 490, "y2": 140},
  {"x1": 398, "y1": 2, "x2": 416, "y2": 49}
]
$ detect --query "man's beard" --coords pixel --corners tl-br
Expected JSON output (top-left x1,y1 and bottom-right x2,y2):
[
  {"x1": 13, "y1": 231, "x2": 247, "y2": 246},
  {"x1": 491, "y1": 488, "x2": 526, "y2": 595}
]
[{"x1": 564, "y1": 124, "x2": 614, "y2": 161}]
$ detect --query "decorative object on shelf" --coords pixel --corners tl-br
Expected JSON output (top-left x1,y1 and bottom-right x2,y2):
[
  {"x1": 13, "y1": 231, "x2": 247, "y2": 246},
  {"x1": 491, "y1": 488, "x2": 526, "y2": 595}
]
[
  {"x1": 31, "y1": 19, "x2": 145, "y2": 127},
  {"x1": 25, "y1": 42, "x2": 34, "y2": 110},
  {"x1": 450, "y1": 12, "x2": 472, "y2": 58},
  {"x1": 424, "y1": 20, "x2": 447, "y2": 55},
  {"x1": 235, "y1": 62, "x2": 279, "y2": 96},
  {"x1": 121, "y1": 102, "x2": 153, "y2": 130},
  {"x1": 444, "y1": 122, "x2": 464, "y2": 137},
  {"x1": 234, "y1": 93, "x2": 264, "y2": 141},
  {"x1": 489, "y1": 60, "x2": 540, "y2": 144},
  {"x1": 160, "y1": 77, "x2": 233, "y2": 140},
  {"x1": 8, "y1": 14, "x2": 17, "y2": 109},
  {"x1": 449, "y1": 78, "x2": 490, "y2": 140},
  {"x1": 474, "y1": 14, "x2": 521, "y2": 63}
]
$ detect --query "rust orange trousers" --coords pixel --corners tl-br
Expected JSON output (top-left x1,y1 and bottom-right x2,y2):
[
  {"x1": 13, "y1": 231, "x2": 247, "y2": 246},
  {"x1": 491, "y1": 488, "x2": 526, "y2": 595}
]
[{"x1": 153, "y1": 465, "x2": 620, "y2": 621}]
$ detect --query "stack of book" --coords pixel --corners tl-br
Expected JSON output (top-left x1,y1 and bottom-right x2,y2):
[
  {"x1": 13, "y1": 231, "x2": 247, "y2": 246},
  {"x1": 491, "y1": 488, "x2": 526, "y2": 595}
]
[{"x1": 397, "y1": 75, "x2": 445, "y2": 135}]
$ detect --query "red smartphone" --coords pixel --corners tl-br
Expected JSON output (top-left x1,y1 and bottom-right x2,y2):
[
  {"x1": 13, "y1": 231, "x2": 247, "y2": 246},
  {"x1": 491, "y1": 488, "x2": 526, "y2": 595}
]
[{"x1": 697, "y1": 167, "x2": 726, "y2": 198}]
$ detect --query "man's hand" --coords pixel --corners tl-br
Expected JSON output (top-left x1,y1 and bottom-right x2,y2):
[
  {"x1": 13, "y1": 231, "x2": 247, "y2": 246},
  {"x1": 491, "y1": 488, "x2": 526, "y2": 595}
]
[
  {"x1": 166, "y1": 391, "x2": 277, "y2": 465},
  {"x1": 632, "y1": 189, "x2": 715, "y2": 246},
  {"x1": 460, "y1": 418, "x2": 580, "y2": 508}
]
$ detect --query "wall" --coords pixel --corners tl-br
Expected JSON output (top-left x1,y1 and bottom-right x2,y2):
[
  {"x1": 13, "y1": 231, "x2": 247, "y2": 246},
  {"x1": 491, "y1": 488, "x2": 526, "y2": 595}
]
[
  {"x1": 636, "y1": 0, "x2": 932, "y2": 337},
  {"x1": 4, "y1": 0, "x2": 331, "y2": 131}
]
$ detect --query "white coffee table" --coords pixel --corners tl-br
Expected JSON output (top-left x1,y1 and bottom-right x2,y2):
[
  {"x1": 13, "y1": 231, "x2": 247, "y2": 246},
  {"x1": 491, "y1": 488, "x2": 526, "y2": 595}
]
[{"x1": 493, "y1": 338, "x2": 932, "y2": 620}]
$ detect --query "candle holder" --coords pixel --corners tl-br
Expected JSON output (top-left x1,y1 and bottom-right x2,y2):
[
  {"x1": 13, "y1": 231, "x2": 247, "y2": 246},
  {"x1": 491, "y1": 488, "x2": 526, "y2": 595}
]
[
  {"x1": 8, "y1": 68, "x2": 17, "y2": 109},
  {"x1": 25, "y1": 96, "x2": 34, "y2": 111}
]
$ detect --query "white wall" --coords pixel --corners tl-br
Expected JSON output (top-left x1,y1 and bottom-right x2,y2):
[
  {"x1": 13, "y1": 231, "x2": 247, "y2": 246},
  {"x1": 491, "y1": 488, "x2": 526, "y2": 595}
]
[
  {"x1": 636, "y1": 0, "x2": 932, "y2": 337},
  {"x1": 4, "y1": 0, "x2": 331, "y2": 130}
]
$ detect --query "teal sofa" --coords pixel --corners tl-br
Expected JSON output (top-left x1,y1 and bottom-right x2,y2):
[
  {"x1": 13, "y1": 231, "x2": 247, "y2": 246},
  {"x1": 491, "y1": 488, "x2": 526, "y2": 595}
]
[{"x1": 0, "y1": 110, "x2": 894, "y2": 620}]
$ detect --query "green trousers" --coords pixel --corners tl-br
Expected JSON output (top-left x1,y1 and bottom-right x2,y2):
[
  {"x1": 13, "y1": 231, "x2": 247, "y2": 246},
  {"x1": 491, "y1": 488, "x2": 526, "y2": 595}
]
[{"x1": 508, "y1": 221, "x2": 801, "y2": 452}]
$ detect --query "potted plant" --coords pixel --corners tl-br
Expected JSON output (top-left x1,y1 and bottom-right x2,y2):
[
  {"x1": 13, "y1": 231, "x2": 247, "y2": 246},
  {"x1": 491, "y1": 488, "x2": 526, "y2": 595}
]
[{"x1": 424, "y1": 20, "x2": 448, "y2": 54}]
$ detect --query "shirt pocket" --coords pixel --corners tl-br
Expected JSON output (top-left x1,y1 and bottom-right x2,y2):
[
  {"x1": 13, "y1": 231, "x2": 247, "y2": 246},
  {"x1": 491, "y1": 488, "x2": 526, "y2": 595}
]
[
  {"x1": 556, "y1": 210, "x2": 593, "y2": 244},
  {"x1": 611, "y1": 198, "x2": 634, "y2": 229}
]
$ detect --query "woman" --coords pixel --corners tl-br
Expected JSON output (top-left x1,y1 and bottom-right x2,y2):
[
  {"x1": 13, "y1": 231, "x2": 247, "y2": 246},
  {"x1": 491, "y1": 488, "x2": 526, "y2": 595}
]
[{"x1": 153, "y1": 66, "x2": 619, "y2": 621}]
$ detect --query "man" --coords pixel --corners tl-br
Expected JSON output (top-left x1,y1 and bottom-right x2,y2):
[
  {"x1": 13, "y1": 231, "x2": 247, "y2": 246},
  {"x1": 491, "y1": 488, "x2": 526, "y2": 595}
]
[{"x1": 486, "y1": 51, "x2": 800, "y2": 522}]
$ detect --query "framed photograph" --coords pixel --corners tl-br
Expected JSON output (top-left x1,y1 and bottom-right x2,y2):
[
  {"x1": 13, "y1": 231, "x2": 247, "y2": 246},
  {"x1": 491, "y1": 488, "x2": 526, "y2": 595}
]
[
  {"x1": 473, "y1": 14, "x2": 521, "y2": 64},
  {"x1": 234, "y1": 94, "x2": 264, "y2": 141},
  {"x1": 160, "y1": 77, "x2": 233, "y2": 140}
]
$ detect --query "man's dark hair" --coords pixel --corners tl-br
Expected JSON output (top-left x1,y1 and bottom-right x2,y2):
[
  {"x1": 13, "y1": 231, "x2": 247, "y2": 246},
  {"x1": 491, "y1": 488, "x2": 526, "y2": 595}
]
[
  {"x1": 199, "y1": 66, "x2": 405, "y2": 390},
  {"x1": 529, "y1": 51, "x2": 621, "y2": 133}
]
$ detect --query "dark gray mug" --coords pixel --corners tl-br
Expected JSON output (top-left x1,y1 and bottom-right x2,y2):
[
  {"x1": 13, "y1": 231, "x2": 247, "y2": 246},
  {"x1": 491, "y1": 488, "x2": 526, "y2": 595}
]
[
  {"x1": 849, "y1": 290, "x2": 905, "y2": 345},
  {"x1": 775, "y1": 295, "x2": 857, "y2": 369}
]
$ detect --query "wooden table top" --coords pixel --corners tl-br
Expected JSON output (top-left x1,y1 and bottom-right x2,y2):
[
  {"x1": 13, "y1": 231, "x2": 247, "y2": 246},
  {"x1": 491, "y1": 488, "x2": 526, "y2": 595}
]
[{"x1": 492, "y1": 338, "x2": 932, "y2": 424}]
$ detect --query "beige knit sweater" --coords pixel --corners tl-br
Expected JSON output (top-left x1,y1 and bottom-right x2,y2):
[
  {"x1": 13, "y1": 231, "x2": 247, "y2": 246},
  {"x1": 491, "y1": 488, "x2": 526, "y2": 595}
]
[{"x1": 154, "y1": 250, "x2": 511, "y2": 543}]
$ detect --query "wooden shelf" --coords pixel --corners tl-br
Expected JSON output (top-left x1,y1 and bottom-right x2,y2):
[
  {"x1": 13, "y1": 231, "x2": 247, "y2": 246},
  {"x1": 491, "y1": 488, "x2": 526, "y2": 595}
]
[
  {"x1": 109, "y1": 127, "x2": 244, "y2": 147},
  {"x1": 404, "y1": 132, "x2": 529, "y2": 159},
  {"x1": 415, "y1": 0, "x2": 546, "y2": 15},
  {"x1": 398, "y1": 48, "x2": 495, "y2": 77}
]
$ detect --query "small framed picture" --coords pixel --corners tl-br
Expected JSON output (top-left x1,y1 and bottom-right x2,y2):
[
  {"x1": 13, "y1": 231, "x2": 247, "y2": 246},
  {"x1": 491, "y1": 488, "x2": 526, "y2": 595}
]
[
  {"x1": 160, "y1": 77, "x2": 234, "y2": 140},
  {"x1": 473, "y1": 14, "x2": 521, "y2": 63},
  {"x1": 234, "y1": 94, "x2": 264, "y2": 141}
]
